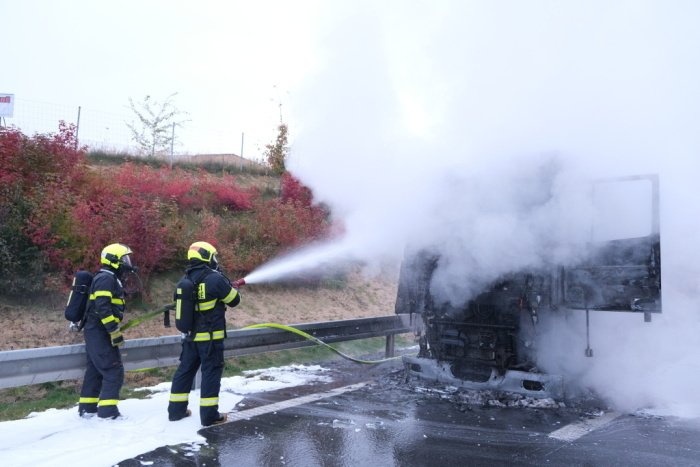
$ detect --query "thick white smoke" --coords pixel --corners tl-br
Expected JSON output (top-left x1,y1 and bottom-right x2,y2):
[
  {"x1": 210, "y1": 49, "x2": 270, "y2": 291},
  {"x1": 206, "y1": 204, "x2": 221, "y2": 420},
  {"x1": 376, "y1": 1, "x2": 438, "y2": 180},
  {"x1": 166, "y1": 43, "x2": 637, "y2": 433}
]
[{"x1": 271, "y1": 1, "x2": 700, "y2": 416}]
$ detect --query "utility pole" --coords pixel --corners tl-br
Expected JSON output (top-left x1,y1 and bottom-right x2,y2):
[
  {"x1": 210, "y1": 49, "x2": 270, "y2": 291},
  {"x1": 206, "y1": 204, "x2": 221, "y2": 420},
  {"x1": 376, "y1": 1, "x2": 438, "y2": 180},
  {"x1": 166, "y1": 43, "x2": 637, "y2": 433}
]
[
  {"x1": 273, "y1": 84, "x2": 284, "y2": 123},
  {"x1": 75, "y1": 106, "x2": 81, "y2": 149},
  {"x1": 240, "y1": 132, "x2": 244, "y2": 170},
  {"x1": 169, "y1": 122, "x2": 175, "y2": 169}
]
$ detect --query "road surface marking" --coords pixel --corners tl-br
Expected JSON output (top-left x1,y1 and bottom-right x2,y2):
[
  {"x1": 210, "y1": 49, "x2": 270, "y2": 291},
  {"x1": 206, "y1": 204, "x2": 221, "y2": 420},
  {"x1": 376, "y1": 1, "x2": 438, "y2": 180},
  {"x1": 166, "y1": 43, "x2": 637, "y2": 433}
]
[
  {"x1": 226, "y1": 381, "x2": 371, "y2": 422},
  {"x1": 548, "y1": 411, "x2": 621, "y2": 442}
]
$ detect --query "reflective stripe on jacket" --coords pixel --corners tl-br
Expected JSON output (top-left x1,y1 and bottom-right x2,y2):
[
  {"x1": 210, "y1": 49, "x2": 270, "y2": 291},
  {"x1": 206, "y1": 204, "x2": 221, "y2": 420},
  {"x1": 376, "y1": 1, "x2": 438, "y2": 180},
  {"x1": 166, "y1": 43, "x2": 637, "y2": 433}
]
[
  {"x1": 84, "y1": 269, "x2": 125, "y2": 333},
  {"x1": 178, "y1": 264, "x2": 240, "y2": 340}
]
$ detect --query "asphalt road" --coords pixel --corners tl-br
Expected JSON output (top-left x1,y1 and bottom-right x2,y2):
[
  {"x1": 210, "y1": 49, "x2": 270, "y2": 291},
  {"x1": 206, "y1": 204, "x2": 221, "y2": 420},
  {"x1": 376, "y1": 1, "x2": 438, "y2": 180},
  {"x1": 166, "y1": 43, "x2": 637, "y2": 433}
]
[{"x1": 119, "y1": 358, "x2": 700, "y2": 467}]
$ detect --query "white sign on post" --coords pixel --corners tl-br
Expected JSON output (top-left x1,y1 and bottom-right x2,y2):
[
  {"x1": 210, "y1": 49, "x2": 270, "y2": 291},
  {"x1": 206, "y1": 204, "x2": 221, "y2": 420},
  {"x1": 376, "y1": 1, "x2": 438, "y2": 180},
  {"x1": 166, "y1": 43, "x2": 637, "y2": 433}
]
[{"x1": 0, "y1": 94, "x2": 15, "y2": 118}]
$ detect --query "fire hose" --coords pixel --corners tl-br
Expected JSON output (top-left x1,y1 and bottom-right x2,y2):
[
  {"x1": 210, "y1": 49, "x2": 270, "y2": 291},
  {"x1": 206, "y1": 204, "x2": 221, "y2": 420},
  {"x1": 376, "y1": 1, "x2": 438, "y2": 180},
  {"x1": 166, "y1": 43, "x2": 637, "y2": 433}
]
[
  {"x1": 119, "y1": 277, "x2": 401, "y2": 366},
  {"x1": 120, "y1": 307, "x2": 400, "y2": 366},
  {"x1": 241, "y1": 323, "x2": 402, "y2": 365},
  {"x1": 119, "y1": 303, "x2": 174, "y2": 331}
]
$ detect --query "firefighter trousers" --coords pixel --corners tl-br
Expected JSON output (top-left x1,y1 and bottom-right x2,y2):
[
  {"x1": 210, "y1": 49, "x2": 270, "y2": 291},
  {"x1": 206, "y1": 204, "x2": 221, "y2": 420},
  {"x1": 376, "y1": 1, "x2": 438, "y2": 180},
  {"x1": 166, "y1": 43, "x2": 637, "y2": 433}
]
[
  {"x1": 79, "y1": 327, "x2": 124, "y2": 419},
  {"x1": 168, "y1": 338, "x2": 225, "y2": 426}
]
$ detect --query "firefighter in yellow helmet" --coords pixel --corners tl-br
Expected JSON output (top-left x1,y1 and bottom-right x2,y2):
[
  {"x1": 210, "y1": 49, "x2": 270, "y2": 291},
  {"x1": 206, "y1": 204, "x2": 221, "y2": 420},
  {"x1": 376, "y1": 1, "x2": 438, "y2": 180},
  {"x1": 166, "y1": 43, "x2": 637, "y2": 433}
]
[
  {"x1": 168, "y1": 241, "x2": 241, "y2": 426},
  {"x1": 78, "y1": 243, "x2": 135, "y2": 419}
]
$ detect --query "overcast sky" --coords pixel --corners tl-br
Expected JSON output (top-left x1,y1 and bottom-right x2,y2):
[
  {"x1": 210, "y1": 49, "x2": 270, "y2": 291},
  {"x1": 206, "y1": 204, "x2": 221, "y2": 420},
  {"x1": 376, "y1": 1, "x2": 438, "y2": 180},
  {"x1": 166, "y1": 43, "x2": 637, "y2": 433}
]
[{"x1": 1, "y1": 0, "x2": 322, "y2": 157}]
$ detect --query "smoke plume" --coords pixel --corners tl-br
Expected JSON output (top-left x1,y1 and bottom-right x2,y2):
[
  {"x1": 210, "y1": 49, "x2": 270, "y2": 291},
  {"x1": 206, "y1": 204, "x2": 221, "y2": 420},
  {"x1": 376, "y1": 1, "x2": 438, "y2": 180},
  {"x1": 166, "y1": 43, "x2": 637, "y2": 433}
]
[{"x1": 271, "y1": 1, "x2": 700, "y2": 416}]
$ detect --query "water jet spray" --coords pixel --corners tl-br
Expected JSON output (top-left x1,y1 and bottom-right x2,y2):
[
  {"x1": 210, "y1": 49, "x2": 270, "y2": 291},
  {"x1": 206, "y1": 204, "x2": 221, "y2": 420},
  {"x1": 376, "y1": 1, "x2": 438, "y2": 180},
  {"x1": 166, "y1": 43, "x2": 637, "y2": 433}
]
[{"x1": 233, "y1": 240, "x2": 355, "y2": 287}]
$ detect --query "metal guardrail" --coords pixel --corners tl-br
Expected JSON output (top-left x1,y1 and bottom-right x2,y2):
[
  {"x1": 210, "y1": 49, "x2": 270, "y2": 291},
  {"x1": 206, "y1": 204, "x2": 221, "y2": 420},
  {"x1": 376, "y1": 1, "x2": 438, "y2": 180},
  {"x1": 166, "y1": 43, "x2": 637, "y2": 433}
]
[{"x1": 0, "y1": 315, "x2": 413, "y2": 389}]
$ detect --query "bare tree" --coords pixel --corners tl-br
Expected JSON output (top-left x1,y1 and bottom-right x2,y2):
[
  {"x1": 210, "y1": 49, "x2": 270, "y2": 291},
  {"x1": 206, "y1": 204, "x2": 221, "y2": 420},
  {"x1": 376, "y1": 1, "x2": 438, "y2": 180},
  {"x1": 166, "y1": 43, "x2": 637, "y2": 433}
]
[{"x1": 126, "y1": 93, "x2": 188, "y2": 157}]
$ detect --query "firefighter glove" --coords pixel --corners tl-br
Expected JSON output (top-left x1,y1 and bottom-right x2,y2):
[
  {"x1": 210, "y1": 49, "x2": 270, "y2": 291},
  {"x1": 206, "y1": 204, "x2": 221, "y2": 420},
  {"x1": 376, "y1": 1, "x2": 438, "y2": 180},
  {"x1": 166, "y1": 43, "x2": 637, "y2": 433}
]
[{"x1": 110, "y1": 328, "x2": 124, "y2": 347}]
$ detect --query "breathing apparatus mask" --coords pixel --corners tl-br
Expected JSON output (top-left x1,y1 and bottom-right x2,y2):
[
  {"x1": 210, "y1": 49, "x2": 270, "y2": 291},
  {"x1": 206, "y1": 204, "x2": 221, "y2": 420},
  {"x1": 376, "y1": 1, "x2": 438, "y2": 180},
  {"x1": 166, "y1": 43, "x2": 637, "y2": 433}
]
[
  {"x1": 120, "y1": 254, "x2": 136, "y2": 272},
  {"x1": 210, "y1": 254, "x2": 219, "y2": 271}
]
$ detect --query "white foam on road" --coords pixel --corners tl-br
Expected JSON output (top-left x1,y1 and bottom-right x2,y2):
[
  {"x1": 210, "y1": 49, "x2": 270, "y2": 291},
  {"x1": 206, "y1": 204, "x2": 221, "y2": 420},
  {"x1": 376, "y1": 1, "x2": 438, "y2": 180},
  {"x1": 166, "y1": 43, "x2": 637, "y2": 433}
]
[{"x1": 0, "y1": 364, "x2": 333, "y2": 467}]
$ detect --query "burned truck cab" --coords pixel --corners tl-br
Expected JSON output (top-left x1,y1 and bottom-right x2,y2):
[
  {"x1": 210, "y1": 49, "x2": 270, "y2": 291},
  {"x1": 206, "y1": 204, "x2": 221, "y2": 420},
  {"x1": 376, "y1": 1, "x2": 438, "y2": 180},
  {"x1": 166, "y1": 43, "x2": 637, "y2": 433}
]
[{"x1": 396, "y1": 175, "x2": 661, "y2": 399}]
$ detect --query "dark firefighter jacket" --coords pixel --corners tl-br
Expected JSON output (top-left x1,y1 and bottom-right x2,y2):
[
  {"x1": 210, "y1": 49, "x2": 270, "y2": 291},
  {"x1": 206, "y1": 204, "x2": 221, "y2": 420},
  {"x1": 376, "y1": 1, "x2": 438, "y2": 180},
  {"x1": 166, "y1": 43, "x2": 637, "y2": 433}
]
[
  {"x1": 84, "y1": 268, "x2": 125, "y2": 333},
  {"x1": 179, "y1": 263, "x2": 240, "y2": 342}
]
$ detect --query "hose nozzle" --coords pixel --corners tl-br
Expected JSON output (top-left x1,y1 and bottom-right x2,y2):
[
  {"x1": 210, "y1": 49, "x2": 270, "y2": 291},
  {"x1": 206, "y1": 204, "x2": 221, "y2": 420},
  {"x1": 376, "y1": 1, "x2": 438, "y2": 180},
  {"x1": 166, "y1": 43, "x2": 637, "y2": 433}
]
[{"x1": 232, "y1": 278, "x2": 246, "y2": 288}]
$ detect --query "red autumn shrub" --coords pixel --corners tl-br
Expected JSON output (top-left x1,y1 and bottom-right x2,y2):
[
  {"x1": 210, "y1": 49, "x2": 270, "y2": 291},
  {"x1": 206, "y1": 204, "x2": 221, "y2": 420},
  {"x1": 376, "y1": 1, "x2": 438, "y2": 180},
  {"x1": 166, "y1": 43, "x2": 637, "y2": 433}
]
[
  {"x1": 23, "y1": 159, "x2": 183, "y2": 283},
  {"x1": 212, "y1": 172, "x2": 331, "y2": 276},
  {"x1": 111, "y1": 164, "x2": 251, "y2": 212},
  {"x1": 1, "y1": 125, "x2": 333, "y2": 295},
  {"x1": 0, "y1": 122, "x2": 86, "y2": 192},
  {"x1": 112, "y1": 164, "x2": 193, "y2": 206},
  {"x1": 0, "y1": 123, "x2": 88, "y2": 293},
  {"x1": 194, "y1": 172, "x2": 253, "y2": 212},
  {"x1": 67, "y1": 192, "x2": 180, "y2": 279},
  {"x1": 190, "y1": 210, "x2": 222, "y2": 250},
  {"x1": 280, "y1": 172, "x2": 314, "y2": 207},
  {"x1": 0, "y1": 128, "x2": 24, "y2": 187},
  {"x1": 216, "y1": 213, "x2": 273, "y2": 275},
  {"x1": 24, "y1": 182, "x2": 78, "y2": 273},
  {"x1": 255, "y1": 199, "x2": 323, "y2": 247}
]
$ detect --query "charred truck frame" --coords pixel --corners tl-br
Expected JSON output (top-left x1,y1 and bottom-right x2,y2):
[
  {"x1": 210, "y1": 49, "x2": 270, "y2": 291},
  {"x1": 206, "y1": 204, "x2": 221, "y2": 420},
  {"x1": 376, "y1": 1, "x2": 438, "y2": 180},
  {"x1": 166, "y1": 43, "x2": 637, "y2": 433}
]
[{"x1": 395, "y1": 175, "x2": 661, "y2": 399}]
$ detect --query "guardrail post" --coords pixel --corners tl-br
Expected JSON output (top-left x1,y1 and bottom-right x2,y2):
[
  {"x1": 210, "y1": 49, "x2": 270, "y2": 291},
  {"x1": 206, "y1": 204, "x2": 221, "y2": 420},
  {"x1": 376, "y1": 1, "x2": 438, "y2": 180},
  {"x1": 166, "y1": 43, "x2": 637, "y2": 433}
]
[{"x1": 385, "y1": 334, "x2": 395, "y2": 358}]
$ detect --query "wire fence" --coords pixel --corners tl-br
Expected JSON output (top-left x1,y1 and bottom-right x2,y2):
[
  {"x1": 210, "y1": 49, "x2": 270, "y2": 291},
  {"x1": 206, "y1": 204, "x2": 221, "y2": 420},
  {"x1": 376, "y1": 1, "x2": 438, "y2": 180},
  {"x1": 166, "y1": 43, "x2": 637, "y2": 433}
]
[{"x1": 1, "y1": 97, "x2": 269, "y2": 167}]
